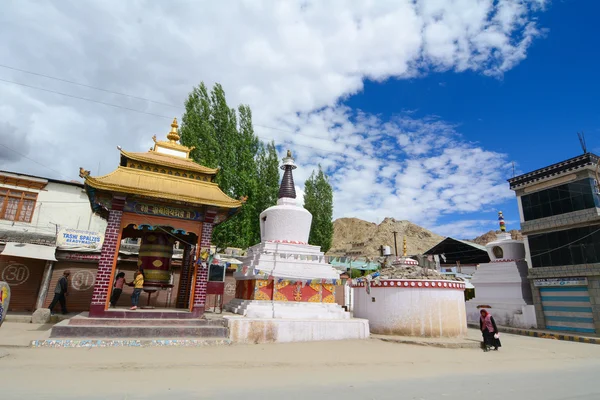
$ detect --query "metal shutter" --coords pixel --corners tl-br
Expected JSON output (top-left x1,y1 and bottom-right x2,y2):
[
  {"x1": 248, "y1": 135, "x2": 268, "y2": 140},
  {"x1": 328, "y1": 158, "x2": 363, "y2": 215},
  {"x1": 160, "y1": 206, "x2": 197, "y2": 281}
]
[
  {"x1": 540, "y1": 286, "x2": 596, "y2": 334},
  {"x1": 0, "y1": 256, "x2": 45, "y2": 312}
]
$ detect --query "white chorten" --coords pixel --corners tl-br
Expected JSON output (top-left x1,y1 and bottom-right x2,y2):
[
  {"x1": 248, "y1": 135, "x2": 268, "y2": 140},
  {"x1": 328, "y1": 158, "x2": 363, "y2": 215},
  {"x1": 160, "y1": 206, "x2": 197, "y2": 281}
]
[
  {"x1": 226, "y1": 151, "x2": 349, "y2": 319},
  {"x1": 465, "y1": 212, "x2": 536, "y2": 328}
]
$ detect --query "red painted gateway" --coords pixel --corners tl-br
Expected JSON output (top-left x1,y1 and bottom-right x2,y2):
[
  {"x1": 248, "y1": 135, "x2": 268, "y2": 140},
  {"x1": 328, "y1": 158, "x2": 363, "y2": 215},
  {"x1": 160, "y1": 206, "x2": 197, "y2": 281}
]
[{"x1": 79, "y1": 119, "x2": 242, "y2": 319}]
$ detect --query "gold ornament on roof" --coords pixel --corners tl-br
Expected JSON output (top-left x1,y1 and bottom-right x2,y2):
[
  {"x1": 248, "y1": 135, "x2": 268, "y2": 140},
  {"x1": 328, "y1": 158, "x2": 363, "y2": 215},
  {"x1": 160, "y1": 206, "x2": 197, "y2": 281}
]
[
  {"x1": 287, "y1": 150, "x2": 292, "y2": 158},
  {"x1": 167, "y1": 118, "x2": 180, "y2": 143},
  {"x1": 79, "y1": 167, "x2": 90, "y2": 178},
  {"x1": 403, "y1": 237, "x2": 407, "y2": 257}
]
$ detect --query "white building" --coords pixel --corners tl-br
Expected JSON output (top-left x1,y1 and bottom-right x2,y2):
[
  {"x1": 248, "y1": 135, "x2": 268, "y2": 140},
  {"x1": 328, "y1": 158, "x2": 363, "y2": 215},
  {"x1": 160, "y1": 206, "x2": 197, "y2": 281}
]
[
  {"x1": 0, "y1": 170, "x2": 106, "y2": 312},
  {"x1": 0, "y1": 171, "x2": 106, "y2": 238}
]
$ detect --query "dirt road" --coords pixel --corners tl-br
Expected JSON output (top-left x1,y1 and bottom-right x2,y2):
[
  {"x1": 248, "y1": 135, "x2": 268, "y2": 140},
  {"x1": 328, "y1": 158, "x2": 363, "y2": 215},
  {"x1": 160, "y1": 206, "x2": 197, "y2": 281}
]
[{"x1": 1, "y1": 331, "x2": 599, "y2": 399}]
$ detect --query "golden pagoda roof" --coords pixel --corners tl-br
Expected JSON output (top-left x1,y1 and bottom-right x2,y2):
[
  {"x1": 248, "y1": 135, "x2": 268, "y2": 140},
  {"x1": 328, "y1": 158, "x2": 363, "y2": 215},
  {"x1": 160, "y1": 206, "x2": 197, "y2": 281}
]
[
  {"x1": 80, "y1": 118, "x2": 242, "y2": 210},
  {"x1": 121, "y1": 150, "x2": 218, "y2": 175},
  {"x1": 84, "y1": 166, "x2": 242, "y2": 209}
]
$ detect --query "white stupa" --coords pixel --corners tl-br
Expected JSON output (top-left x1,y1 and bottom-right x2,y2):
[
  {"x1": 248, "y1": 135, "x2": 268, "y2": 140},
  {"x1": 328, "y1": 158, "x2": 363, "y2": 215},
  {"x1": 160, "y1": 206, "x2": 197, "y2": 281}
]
[
  {"x1": 465, "y1": 212, "x2": 537, "y2": 328},
  {"x1": 224, "y1": 151, "x2": 369, "y2": 343}
]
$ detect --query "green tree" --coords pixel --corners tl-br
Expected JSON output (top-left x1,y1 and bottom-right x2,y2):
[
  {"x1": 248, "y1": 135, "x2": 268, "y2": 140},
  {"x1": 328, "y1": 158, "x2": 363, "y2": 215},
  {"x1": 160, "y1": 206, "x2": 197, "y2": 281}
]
[
  {"x1": 180, "y1": 83, "x2": 260, "y2": 250},
  {"x1": 252, "y1": 141, "x2": 280, "y2": 243},
  {"x1": 303, "y1": 166, "x2": 334, "y2": 252}
]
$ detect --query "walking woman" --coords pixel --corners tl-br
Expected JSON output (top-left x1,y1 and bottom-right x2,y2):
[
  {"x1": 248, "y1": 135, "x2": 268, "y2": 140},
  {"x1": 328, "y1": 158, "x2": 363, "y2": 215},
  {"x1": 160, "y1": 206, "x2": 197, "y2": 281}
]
[
  {"x1": 480, "y1": 309, "x2": 501, "y2": 351},
  {"x1": 129, "y1": 269, "x2": 144, "y2": 310},
  {"x1": 110, "y1": 272, "x2": 126, "y2": 308}
]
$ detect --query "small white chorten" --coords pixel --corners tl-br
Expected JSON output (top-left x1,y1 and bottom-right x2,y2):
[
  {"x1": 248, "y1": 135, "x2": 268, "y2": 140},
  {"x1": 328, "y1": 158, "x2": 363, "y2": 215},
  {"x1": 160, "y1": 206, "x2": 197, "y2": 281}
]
[{"x1": 465, "y1": 212, "x2": 537, "y2": 328}]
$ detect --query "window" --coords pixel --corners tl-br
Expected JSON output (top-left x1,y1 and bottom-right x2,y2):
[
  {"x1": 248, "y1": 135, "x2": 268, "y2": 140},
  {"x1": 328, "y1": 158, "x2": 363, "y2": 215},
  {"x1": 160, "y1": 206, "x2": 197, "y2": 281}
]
[
  {"x1": 0, "y1": 189, "x2": 38, "y2": 223},
  {"x1": 521, "y1": 178, "x2": 599, "y2": 221},
  {"x1": 529, "y1": 224, "x2": 600, "y2": 267},
  {"x1": 492, "y1": 246, "x2": 503, "y2": 259}
]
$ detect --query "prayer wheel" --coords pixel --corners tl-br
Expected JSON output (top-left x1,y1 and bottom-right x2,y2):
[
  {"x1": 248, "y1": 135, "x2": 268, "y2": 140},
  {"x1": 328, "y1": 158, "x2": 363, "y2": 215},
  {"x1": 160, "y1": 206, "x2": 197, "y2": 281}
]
[{"x1": 138, "y1": 232, "x2": 174, "y2": 287}]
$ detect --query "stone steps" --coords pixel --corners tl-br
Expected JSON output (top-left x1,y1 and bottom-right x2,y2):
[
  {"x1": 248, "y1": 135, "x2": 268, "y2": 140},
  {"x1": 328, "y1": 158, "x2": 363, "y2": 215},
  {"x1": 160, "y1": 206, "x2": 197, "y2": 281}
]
[
  {"x1": 67, "y1": 318, "x2": 226, "y2": 327},
  {"x1": 50, "y1": 323, "x2": 229, "y2": 339}
]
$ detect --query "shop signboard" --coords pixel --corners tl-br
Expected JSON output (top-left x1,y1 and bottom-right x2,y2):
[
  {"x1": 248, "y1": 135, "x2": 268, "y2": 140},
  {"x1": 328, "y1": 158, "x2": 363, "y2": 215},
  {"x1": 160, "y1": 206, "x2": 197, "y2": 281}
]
[
  {"x1": 56, "y1": 227, "x2": 104, "y2": 249},
  {"x1": 533, "y1": 277, "x2": 588, "y2": 287}
]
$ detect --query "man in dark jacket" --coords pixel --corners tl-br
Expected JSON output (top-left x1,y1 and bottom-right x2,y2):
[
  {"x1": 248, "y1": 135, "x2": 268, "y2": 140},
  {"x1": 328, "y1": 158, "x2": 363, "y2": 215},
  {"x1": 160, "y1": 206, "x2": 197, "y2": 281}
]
[{"x1": 48, "y1": 270, "x2": 70, "y2": 315}]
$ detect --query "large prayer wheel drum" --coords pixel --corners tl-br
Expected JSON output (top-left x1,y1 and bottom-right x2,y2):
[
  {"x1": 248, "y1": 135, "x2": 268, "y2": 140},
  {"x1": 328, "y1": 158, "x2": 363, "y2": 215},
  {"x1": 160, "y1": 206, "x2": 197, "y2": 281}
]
[{"x1": 138, "y1": 232, "x2": 174, "y2": 287}]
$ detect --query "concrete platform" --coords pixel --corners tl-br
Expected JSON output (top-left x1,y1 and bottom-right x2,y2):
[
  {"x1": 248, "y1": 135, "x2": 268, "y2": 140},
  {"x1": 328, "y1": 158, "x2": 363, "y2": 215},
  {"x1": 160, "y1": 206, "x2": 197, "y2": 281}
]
[
  {"x1": 225, "y1": 315, "x2": 370, "y2": 344},
  {"x1": 49, "y1": 314, "x2": 229, "y2": 339}
]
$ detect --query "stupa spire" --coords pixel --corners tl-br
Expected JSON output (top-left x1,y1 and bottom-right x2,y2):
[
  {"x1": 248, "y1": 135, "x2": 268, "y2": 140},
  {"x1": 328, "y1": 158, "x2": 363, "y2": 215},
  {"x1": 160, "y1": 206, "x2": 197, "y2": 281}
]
[
  {"x1": 167, "y1": 118, "x2": 180, "y2": 143},
  {"x1": 498, "y1": 211, "x2": 506, "y2": 232},
  {"x1": 278, "y1": 150, "x2": 297, "y2": 199}
]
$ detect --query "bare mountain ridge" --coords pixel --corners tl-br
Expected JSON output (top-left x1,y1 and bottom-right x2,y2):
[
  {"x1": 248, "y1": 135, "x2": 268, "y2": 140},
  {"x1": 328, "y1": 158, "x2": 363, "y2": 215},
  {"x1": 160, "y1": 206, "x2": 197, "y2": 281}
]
[
  {"x1": 329, "y1": 217, "x2": 523, "y2": 257},
  {"x1": 470, "y1": 229, "x2": 523, "y2": 246},
  {"x1": 328, "y1": 217, "x2": 444, "y2": 257}
]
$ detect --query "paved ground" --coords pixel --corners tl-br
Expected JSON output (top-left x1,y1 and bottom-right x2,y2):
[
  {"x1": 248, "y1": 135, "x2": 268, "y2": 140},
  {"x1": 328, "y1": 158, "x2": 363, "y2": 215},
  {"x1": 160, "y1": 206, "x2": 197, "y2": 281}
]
[{"x1": 1, "y1": 328, "x2": 599, "y2": 399}]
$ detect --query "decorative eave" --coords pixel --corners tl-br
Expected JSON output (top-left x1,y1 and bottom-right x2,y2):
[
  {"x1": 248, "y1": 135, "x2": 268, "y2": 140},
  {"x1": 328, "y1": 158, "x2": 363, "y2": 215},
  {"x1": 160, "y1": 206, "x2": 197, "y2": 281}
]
[
  {"x1": 508, "y1": 153, "x2": 599, "y2": 190},
  {"x1": 119, "y1": 149, "x2": 218, "y2": 176},
  {"x1": 82, "y1": 166, "x2": 242, "y2": 210}
]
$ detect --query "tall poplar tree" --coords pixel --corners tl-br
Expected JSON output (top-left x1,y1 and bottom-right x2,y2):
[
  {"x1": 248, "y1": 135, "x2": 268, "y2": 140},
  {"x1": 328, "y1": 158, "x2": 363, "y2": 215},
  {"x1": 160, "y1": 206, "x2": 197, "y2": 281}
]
[
  {"x1": 180, "y1": 82, "x2": 279, "y2": 250},
  {"x1": 253, "y1": 141, "x2": 280, "y2": 244},
  {"x1": 303, "y1": 166, "x2": 334, "y2": 253}
]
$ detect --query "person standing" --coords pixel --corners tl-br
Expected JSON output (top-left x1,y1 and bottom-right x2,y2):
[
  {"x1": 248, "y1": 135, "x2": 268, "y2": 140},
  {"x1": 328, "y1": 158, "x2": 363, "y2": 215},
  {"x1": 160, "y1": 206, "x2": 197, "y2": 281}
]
[
  {"x1": 129, "y1": 269, "x2": 144, "y2": 310},
  {"x1": 48, "y1": 270, "x2": 70, "y2": 315},
  {"x1": 110, "y1": 272, "x2": 126, "y2": 308},
  {"x1": 480, "y1": 309, "x2": 501, "y2": 351}
]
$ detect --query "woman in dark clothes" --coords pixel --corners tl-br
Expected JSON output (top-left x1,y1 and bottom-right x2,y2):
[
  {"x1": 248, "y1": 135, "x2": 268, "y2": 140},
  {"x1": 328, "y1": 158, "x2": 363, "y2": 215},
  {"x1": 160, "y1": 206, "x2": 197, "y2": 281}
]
[{"x1": 480, "y1": 309, "x2": 501, "y2": 351}]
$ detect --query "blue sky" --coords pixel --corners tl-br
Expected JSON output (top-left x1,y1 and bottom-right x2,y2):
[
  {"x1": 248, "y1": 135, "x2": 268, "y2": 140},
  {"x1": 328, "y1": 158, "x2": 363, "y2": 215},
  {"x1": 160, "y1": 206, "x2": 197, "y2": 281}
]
[
  {"x1": 1, "y1": 1, "x2": 596, "y2": 239},
  {"x1": 341, "y1": 0, "x2": 600, "y2": 236}
]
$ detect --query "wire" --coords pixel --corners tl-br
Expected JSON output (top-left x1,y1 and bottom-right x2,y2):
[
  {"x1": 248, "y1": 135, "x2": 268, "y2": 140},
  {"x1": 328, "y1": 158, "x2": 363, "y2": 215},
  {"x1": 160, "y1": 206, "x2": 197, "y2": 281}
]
[
  {"x1": 0, "y1": 142, "x2": 74, "y2": 181},
  {"x1": 529, "y1": 226, "x2": 600, "y2": 258},
  {"x1": 0, "y1": 78, "x2": 174, "y2": 120},
  {"x1": 0, "y1": 63, "x2": 182, "y2": 109},
  {"x1": 0, "y1": 68, "x2": 371, "y2": 151}
]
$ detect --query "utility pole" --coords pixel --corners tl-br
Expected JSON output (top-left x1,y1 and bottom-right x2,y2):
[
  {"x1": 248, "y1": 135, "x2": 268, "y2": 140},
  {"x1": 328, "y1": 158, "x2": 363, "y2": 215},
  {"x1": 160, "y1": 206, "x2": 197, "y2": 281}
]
[{"x1": 392, "y1": 231, "x2": 399, "y2": 257}]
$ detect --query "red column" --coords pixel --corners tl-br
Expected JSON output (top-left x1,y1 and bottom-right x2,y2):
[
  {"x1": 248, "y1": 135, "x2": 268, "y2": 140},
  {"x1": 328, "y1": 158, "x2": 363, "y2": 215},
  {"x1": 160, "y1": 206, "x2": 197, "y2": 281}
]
[
  {"x1": 89, "y1": 200, "x2": 124, "y2": 317},
  {"x1": 191, "y1": 222, "x2": 213, "y2": 317}
]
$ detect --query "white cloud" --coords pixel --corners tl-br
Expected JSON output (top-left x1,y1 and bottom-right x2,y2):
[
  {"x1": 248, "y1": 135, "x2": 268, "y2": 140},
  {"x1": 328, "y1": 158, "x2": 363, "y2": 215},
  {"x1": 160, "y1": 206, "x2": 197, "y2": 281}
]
[{"x1": 0, "y1": 0, "x2": 547, "y2": 237}]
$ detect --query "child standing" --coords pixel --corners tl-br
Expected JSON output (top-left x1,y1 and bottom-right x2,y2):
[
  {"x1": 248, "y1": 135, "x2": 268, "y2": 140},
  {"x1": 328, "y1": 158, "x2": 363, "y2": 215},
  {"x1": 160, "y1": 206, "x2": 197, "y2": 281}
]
[
  {"x1": 130, "y1": 270, "x2": 144, "y2": 310},
  {"x1": 110, "y1": 272, "x2": 126, "y2": 308}
]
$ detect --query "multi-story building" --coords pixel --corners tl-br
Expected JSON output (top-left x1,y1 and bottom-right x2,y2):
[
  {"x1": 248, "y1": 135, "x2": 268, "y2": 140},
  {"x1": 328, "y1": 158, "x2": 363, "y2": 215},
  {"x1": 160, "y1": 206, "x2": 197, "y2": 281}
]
[{"x1": 509, "y1": 153, "x2": 600, "y2": 334}]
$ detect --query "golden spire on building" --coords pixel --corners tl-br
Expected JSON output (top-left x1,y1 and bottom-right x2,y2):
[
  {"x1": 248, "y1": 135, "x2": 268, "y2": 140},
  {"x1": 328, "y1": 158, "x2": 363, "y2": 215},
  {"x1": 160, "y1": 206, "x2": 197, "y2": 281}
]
[
  {"x1": 167, "y1": 118, "x2": 180, "y2": 143},
  {"x1": 403, "y1": 237, "x2": 407, "y2": 257}
]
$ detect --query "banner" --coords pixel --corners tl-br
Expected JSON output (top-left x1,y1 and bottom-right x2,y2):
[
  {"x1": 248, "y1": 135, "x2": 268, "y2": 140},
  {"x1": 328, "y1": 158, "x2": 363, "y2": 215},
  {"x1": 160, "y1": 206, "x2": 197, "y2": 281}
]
[{"x1": 56, "y1": 227, "x2": 104, "y2": 249}]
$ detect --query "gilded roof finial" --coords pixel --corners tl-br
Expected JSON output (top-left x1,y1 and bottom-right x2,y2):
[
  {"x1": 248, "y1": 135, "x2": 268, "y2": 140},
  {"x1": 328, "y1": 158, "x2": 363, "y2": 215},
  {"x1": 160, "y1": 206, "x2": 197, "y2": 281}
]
[
  {"x1": 403, "y1": 237, "x2": 407, "y2": 257},
  {"x1": 167, "y1": 118, "x2": 180, "y2": 143},
  {"x1": 287, "y1": 149, "x2": 292, "y2": 158}
]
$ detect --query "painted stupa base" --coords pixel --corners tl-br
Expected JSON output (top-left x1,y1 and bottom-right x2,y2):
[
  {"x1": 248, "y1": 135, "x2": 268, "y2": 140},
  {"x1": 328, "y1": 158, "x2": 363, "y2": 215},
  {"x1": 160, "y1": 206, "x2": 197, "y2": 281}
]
[
  {"x1": 352, "y1": 279, "x2": 468, "y2": 338},
  {"x1": 226, "y1": 240, "x2": 350, "y2": 320},
  {"x1": 224, "y1": 315, "x2": 369, "y2": 344},
  {"x1": 226, "y1": 299, "x2": 349, "y2": 319}
]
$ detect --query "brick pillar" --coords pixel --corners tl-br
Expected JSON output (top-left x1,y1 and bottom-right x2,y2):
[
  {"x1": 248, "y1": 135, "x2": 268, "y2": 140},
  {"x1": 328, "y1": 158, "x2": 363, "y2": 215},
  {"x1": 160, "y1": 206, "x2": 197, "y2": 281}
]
[
  {"x1": 176, "y1": 244, "x2": 194, "y2": 309},
  {"x1": 89, "y1": 203, "x2": 124, "y2": 317},
  {"x1": 191, "y1": 222, "x2": 213, "y2": 317}
]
